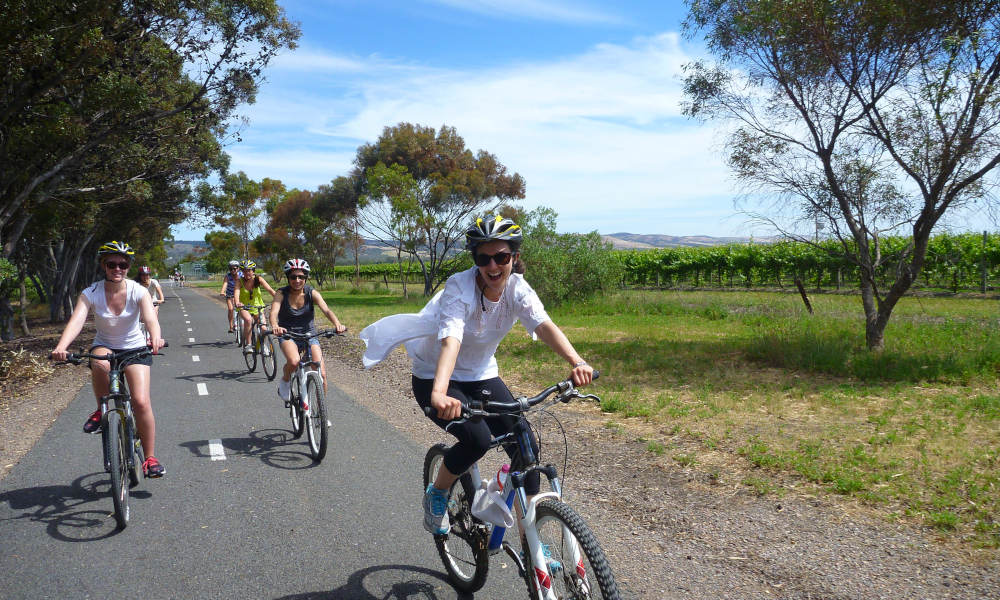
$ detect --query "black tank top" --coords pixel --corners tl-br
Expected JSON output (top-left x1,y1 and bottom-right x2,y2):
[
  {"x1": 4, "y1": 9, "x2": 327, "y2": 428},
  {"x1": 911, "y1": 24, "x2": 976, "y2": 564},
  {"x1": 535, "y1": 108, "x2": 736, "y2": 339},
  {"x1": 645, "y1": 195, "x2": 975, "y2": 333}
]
[{"x1": 278, "y1": 284, "x2": 317, "y2": 335}]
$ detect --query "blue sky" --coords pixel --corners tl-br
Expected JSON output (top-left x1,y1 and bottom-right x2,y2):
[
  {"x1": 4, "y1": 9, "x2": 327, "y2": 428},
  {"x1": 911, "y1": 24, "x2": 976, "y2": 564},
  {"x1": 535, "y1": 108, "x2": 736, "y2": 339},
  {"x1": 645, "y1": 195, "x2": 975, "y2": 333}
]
[{"x1": 169, "y1": 0, "x2": 995, "y2": 241}]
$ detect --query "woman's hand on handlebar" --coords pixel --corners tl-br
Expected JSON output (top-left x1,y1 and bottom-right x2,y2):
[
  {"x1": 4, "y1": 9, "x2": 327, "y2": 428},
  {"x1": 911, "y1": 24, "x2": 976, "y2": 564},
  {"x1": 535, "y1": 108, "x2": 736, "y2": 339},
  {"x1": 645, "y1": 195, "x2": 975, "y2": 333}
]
[
  {"x1": 272, "y1": 325, "x2": 286, "y2": 337},
  {"x1": 50, "y1": 348, "x2": 69, "y2": 362},
  {"x1": 149, "y1": 337, "x2": 165, "y2": 354},
  {"x1": 430, "y1": 390, "x2": 463, "y2": 421},
  {"x1": 570, "y1": 361, "x2": 594, "y2": 387},
  {"x1": 333, "y1": 323, "x2": 347, "y2": 334}
]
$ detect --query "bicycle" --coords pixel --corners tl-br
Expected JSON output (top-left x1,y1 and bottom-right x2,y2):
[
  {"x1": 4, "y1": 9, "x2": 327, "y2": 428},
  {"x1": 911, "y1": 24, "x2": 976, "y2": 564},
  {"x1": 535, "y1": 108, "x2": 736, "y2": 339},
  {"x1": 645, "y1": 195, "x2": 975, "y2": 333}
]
[
  {"x1": 279, "y1": 329, "x2": 343, "y2": 461},
  {"x1": 139, "y1": 300, "x2": 163, "y2": 346},
  {"x1": 56, "y1": 344, "x2": 167, "y2": 530},
  {"x1": 230, "y1": 302, "x2": 243, "y2": 346},
  {"x1": 238, "y1": 304, "x2": 277, "y2": 380},
  {"x1": 422, "y1": 373, "x2": 621, "y2": 599}
]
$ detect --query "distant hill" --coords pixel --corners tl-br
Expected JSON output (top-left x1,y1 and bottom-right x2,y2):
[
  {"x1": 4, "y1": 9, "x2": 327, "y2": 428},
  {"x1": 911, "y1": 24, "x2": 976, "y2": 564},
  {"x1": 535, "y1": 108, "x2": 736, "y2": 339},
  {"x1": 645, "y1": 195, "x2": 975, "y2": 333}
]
[
  {"x1": 603, "y1": 233, "x2": 764, "y2": 249},
  {"x1": 167, "y1": 240, "x2": 209, "y2": 263}
]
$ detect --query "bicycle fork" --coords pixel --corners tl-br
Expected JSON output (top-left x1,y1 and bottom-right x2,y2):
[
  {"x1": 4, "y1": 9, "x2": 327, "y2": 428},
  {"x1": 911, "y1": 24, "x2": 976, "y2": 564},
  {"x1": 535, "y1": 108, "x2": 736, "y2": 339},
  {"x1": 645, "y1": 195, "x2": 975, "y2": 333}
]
[{"x1": 501, "y1": 467, "x2": 590, "y2": 600}]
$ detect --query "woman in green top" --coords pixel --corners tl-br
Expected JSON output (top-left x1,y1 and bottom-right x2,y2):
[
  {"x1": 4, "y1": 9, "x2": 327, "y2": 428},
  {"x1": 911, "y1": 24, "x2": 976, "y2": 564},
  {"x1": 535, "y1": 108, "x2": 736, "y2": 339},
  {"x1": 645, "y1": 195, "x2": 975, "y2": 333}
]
[{"x1": 235, "y1": 259, "x2": 277, "y2": 350}]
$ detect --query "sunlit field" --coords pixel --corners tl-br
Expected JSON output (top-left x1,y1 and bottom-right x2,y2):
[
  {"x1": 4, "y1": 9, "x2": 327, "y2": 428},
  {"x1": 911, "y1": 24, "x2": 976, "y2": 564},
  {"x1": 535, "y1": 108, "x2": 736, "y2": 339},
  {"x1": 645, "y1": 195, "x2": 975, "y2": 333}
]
[{"x1": 249, "y1": 280, "x2": 999, "y2": 549}]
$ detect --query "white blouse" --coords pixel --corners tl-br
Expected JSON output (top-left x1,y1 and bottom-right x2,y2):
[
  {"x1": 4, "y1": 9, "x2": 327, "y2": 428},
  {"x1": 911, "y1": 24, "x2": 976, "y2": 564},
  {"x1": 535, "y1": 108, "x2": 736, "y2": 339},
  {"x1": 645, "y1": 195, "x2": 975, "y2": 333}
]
[
  {"x1": 81, "y1": 279, "x2": 149, "y2": 350},
  {"x1": 360, "y1": 267, "x2": 550, "y2": 381}
]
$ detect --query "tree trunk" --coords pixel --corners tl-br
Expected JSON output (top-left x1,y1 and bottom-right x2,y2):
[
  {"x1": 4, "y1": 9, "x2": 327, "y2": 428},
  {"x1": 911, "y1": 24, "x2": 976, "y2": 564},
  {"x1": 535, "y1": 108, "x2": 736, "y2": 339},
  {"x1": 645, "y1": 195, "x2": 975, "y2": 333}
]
[{"x1": 19, "y1": 272, "x2": 30, "y2": 336}]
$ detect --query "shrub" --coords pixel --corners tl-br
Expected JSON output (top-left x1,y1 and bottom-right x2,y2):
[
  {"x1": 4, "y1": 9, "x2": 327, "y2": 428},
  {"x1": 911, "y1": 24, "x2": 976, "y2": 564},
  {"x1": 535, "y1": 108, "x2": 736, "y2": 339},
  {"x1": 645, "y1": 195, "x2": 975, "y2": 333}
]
[{"x1": 519, "y1": 207, "x2": 622, "y2": 306}]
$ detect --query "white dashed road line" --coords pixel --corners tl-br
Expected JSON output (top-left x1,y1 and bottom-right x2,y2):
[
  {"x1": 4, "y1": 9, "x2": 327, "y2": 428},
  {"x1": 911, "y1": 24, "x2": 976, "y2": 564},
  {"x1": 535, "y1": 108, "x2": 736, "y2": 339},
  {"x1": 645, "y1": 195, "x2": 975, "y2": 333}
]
[
  {"x1": 197, "y1": 383, "x2": 208, "y2": 396},
  {"x1": 208, "y1": 439, "x2": 226, "y2": 461},
  {"x1": 189, "y1": 337, "x2": 195, "y2": 343},
  {"x1": 192, "y1": 355, "x2": 200, "y2": 362}
]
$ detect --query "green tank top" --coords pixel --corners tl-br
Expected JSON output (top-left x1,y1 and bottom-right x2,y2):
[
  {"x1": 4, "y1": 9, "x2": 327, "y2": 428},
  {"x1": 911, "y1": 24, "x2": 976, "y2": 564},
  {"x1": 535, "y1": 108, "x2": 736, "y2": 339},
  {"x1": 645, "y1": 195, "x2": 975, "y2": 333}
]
[{"x1": 239, "y1": 280, "x2": 264, "y2": 307}]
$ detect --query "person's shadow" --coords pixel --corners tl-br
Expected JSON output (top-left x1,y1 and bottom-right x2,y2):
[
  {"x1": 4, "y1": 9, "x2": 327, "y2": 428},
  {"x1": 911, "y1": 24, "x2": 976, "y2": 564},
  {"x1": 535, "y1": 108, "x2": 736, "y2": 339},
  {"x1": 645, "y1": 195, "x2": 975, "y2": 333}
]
[
  {"x1": 272, "y1": 563, "x2": 473, "y2": 600},
  {"x1": 0, "y1": 472, "x2": 148, "y2": 541}
]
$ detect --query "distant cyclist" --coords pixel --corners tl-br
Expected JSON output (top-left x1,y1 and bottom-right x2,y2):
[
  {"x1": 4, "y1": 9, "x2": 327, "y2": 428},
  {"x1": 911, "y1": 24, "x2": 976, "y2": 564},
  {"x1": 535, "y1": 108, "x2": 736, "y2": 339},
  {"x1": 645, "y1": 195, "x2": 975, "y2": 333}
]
[
  {"x1": 269, "y1": 258, "x2": 347, "y2": 401},
  {"x1": 234, "y1": 259, "x2": 276, "y2": 352},
  {"x1": 360, "y1": 215, "x2": 593, "y2": 535},
  {"x1": 50, "y1": 241, "x2": 167, "y2": 478},
  {"x1": 136, "y1": 266, "x2": 164, "y2": 314},
  {"x1": 220, "y1": 259, "x2": 241, "y2": 333}
]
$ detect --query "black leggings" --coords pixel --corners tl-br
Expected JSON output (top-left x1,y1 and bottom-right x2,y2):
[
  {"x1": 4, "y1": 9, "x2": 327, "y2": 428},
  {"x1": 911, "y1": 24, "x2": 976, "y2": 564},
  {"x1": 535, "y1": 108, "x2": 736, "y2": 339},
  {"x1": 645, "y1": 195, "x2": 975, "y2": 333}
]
[{"x1": 413, "y1": 376, "x2": 540, "y2": 495}]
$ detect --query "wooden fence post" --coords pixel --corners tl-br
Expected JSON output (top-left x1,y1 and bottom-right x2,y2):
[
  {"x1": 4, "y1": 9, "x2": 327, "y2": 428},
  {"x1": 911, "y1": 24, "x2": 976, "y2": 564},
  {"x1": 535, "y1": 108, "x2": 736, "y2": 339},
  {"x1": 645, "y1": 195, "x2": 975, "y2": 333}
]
[{"x1": 794, "y1": 278, "x2": 814, "y2": 314}]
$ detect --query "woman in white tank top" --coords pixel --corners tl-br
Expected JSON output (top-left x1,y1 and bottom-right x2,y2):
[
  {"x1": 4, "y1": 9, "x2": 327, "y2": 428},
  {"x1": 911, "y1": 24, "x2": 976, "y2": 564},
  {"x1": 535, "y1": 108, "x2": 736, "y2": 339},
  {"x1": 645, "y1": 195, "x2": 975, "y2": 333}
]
[{"x1": 51, "y1": 241, "x2": 167, "y2": 478}]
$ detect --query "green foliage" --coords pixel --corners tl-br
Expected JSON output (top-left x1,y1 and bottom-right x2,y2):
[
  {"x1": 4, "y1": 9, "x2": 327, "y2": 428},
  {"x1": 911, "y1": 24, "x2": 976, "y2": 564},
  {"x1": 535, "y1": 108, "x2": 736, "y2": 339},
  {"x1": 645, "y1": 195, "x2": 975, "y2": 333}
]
[
  {"x1": 355, "y1": 123, "x2": 526, "y2": 295},
  {"x1": 519, "y1": 208, "x2": 622, "y2": 306},
  {"x1": 616, "y1": 232, "x2": 1000, "y2": 292}
]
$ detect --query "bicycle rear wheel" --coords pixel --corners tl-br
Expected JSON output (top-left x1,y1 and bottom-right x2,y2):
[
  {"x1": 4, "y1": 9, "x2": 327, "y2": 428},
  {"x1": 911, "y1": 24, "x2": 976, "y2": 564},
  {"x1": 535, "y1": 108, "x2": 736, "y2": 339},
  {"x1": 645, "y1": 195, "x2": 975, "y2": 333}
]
[
  {"x1": 243, "y1": 327, "x2": 257, "y2": 371},
  {"x1": 261, "y1": 334, "x2": 278, "y2": 381},
  {"x1": 423, "y1": 443, "x2": 489, "y2": 593},
  {"x1": 104, "y1": 411, "x2": 130, "y2": 530},
  {"x1": 289, "y1": 374, "x2": 304, "y2": 438},
  {"x1": 531, "y1": 499, "x2": 620, "y2": 600},
  {"x1": 305, "y1": 373, "x2": 328, "y2": 460}
]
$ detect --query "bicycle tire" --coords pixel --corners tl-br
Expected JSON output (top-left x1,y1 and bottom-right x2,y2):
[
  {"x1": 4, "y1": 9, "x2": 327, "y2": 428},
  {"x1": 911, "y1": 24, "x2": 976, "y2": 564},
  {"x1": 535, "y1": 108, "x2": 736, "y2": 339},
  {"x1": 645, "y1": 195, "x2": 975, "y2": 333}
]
[
  {"x1": 305, "y1": 373, "x2": 328, "y2": 461},
  {"x1": 289, "y1": 374, "x2": 304, "y2": 438},
  {"x1": 127, "y1": 413, "x2": 143, "y2": 488},
  {"x1": 243, "y1": 326, "x2": 257, "y2": 371},
  {"x1": 104, "y1": 411, "x2": 130, "y2": 530},
  {"x1": 234, "y1": 312, "x2": 243, "y2": 346},
  {"x1": 261, "y1": 333, "x2": 278, "y2": 380},
  {"x1": 530, "y1": 499, "x2": 620, "y2": 600},
  {"x1": 423, "y1": 443, "x2": 489, "y2": 593}
]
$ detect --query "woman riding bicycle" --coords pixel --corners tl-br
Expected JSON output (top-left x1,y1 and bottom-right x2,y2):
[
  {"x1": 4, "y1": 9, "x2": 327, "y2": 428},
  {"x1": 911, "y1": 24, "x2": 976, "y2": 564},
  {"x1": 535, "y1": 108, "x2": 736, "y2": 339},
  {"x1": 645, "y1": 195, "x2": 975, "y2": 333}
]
[
  {"x1": 220, "y1": 259, "x2": 241, "y2": 333},
  {"x1": 136, "y1": 265, "x2": 165, "y2": 314},
  {"x1": 235, "y1": 259, "x2": 276, "y2": 352},
  {"x1": 50, "y1": 241, "x2": 167, "y2": 478},
  {"x1": 269, "y1": 258, "x2": 347, "y2": 401},
  {"x1": 359, "y1": 215, "x2": 593, "y2": 535}
]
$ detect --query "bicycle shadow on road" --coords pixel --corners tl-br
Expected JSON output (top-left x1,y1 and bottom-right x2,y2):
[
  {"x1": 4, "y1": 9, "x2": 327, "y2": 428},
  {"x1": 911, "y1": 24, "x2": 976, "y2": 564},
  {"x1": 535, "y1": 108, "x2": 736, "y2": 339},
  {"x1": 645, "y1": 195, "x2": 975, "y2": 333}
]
[
  {"x1": 179, "y1": 428, "x2": 319, "y2": 470},
  {"x1": 173, "y1": 369, "x2": 262, "y2": 383},
  {"x1": 273, "y1": 563, "x2": 470, "y2": 600},
  {"x1": 184, "y1": 339, "x2": 236, "y2": 348},
  {"x1": 0, "y1": 472, "x2": 150, "y2": 542}
]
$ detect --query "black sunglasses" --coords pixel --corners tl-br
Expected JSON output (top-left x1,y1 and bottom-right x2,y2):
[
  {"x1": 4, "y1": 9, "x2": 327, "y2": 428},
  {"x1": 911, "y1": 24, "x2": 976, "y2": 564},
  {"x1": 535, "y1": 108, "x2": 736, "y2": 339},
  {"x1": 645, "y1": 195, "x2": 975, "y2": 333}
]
[
  {"x1": 288, "y1": 274, "x2": 307, "y2": 281},
  {"x1": 104, "y1": 261, "x2": 130, "y2": 270},
  {"x1": 474, "y1": 251, "x2": 513, "y2": 267}
]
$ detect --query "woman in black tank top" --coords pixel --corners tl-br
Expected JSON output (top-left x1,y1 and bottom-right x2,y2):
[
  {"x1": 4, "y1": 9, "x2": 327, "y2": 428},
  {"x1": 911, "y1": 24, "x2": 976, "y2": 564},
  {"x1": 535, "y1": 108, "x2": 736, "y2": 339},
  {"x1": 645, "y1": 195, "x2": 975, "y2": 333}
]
[{"x1": 269, "y1": 260, "x2": 347, "y2": 401}]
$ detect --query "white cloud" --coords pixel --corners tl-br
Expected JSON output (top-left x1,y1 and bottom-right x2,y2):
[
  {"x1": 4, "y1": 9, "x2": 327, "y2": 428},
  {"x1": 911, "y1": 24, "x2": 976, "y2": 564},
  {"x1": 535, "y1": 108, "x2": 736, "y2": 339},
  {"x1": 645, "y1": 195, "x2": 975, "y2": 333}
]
[{"x1": 225, "y1": 31, "x2": 747, "y2": 235}]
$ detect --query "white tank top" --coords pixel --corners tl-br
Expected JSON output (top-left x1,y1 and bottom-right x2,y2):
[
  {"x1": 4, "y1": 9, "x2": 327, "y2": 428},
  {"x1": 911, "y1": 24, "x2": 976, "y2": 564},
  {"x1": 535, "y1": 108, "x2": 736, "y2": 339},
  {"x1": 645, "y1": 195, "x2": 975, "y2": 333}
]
[{"x1": 81, "y1": 279, "x2": 148, "y2": 349}]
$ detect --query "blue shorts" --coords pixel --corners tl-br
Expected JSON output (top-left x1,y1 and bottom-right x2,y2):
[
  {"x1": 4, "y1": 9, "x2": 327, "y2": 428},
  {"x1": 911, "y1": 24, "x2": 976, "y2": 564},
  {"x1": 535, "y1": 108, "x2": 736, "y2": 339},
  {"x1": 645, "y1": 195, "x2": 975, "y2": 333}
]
[{"x1": 293, "y1": 336, "x2": 320, "y2": 352}]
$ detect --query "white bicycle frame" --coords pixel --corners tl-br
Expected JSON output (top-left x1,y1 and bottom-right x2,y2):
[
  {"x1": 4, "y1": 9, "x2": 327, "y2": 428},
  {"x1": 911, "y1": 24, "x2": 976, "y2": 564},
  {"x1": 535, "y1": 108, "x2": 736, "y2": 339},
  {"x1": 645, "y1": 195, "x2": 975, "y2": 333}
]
[{"x1": 476, "y1": 464, "x2": 591, "y2": 600}]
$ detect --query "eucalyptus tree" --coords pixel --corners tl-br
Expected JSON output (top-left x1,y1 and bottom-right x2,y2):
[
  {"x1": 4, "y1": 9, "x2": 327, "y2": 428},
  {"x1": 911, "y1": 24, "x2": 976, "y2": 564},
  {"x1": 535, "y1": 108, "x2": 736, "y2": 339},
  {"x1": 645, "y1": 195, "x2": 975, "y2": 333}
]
[
  {"x1": 0, "y1": 0, "x2": 300, "y2": 258},
  {"x1": 354, "y1": 123, "x2": 526, "y2": 295},
  {"x1": 684, "y1": 0, "x2": 1000, "y2": 349}
]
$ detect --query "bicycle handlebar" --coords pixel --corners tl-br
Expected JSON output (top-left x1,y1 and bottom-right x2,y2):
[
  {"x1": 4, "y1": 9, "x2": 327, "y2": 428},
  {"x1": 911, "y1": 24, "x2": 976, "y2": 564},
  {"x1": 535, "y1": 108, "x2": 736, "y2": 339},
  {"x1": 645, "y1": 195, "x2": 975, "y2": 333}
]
[
  {"x1": 422, "y1": 371, "x2": 601, "y2": 420},
  {"x1": 277, "y1": 328, "x2": 346, "y2": 341},
  {"x1": 53, "y1": 341, "x2": 169, "y2": 366}
]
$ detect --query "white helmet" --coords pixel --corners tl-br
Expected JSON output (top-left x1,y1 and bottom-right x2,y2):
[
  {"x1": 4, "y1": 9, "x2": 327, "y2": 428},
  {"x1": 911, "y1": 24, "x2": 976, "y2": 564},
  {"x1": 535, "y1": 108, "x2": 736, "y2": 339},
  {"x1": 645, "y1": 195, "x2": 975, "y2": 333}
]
[{"x1": 283, "y1": 258, "x2": 311, "y2": 274}]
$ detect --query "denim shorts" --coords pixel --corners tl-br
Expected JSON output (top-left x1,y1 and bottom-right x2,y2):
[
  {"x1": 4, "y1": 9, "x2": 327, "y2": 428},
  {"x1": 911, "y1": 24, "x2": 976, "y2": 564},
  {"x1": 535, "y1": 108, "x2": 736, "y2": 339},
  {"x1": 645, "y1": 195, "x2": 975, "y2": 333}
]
[{"x1": 293, "y1": 336, "x2": 320, "y2": 352}]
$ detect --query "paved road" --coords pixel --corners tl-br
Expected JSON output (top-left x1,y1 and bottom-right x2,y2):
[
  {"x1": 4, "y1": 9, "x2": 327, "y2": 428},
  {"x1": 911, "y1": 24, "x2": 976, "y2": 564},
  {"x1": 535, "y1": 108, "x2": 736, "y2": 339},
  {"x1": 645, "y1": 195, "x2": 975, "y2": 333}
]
[{"x1": 0, "y1": 286, "x2": 521, "y2": 599}]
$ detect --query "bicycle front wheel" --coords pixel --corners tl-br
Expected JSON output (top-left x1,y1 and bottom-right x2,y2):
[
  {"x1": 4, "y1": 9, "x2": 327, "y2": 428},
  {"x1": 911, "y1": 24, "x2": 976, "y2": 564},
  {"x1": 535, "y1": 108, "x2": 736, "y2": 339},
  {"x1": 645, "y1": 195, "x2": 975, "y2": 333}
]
[
  {"x1": 289, "y1": 374, "x2": 304, "y2": 438},
  {"x1": 531, "y1": 499, "x2": 620, "y2": 600},
  {"x1": 104, "y1": 411, "x2": 130, "y2": 530},
  {"x1": 127, "y1": 414, "x2": 144, "y2": 488},
  {"x1": 305, "y1": 373, "x2": 328, "y2": 461},
  {"x1": 423, "y1": 443, "x2": 489, "y2": 593},
  {"x1": 261, "y1": 334, "x2": 278, "y2": 380}
]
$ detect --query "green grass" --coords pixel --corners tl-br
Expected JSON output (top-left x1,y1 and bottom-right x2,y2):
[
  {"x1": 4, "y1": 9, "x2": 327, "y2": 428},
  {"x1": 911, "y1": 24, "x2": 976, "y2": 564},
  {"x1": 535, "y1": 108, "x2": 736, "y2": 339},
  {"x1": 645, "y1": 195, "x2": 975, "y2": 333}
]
[{"x1": 312, "y1": 283, "x2": 1000, "y2": 550}]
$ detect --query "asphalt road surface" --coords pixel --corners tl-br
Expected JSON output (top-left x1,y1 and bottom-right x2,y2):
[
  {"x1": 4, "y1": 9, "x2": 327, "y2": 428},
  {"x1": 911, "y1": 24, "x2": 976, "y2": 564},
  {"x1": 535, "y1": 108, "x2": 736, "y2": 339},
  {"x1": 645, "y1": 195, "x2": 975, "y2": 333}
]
[{"x1": 0, "y1": 285, "x2": 526, "y2": 599}]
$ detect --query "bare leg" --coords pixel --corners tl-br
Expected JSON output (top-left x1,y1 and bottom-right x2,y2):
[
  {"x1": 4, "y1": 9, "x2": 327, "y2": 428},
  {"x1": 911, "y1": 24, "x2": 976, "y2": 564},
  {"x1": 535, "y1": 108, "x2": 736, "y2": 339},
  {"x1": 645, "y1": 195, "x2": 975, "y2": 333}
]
[{"x1": 124, "y1": 363, "x2": 155, "y2": 458}]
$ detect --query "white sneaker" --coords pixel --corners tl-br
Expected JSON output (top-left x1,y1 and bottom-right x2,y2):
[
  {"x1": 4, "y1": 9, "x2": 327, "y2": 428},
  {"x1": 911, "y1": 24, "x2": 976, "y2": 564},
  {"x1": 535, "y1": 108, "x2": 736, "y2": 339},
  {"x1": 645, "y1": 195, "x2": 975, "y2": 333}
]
[{"x1": 278, "y1": 379, "x2": 290, "y2": 401}]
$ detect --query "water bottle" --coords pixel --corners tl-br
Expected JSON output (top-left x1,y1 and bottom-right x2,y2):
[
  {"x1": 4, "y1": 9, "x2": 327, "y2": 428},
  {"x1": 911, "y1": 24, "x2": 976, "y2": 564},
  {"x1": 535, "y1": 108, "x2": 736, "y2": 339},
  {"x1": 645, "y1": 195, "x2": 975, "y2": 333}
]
[{"x1": 487, "y1": 464, "x2": 514, "y2": 551}]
